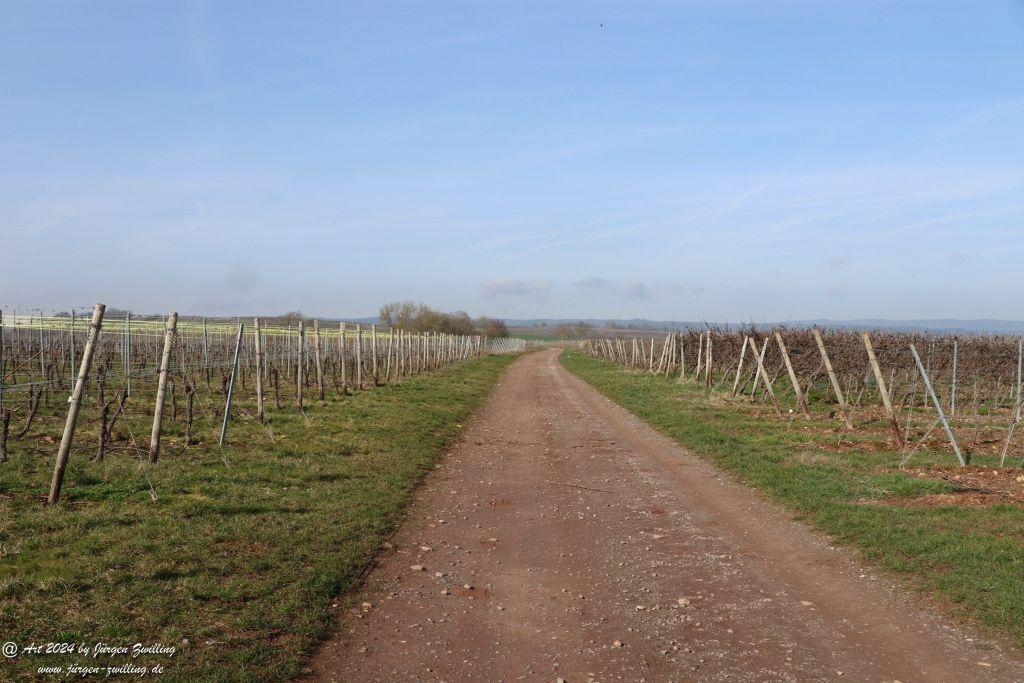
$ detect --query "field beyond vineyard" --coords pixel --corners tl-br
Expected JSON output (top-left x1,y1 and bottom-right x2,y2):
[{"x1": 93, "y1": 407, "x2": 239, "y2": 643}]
[{"x1": 0, "y1": 352, "x2": 514, "y2": 681}]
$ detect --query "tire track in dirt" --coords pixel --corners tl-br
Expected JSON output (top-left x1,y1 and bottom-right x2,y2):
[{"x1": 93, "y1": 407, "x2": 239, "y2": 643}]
[{"x1": 305, "y1": 348, "x2": 1024, "y2": 682}]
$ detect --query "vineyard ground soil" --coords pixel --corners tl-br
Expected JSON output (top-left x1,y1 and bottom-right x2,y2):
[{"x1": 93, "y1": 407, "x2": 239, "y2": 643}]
[
  {"x1": 0, "y1": 353, "x2": 515, "y2": 681},
  {"x1": 307, "y1": 348, "x2": 1024, "y2": 682}
]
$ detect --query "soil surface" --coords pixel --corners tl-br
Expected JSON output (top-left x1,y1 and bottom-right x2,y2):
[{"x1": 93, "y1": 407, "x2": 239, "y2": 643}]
[
  {"x1": 885, "y1": 466, "x2": 1024, "y2": 508},
  {"x1": 305, "y1": 349, "x2": 1024, "y2": 682}
]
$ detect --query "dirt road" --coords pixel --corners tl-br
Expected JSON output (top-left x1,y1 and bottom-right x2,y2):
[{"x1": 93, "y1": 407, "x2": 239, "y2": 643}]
[{"x1": 306, "y1": 349, "x2": 1024, "y2": 682}]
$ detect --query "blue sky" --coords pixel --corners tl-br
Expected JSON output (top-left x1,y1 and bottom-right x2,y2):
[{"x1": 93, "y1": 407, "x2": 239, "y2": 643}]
[{"x1": 2, "y1": 1, "x2": 1023, "y2": 321}]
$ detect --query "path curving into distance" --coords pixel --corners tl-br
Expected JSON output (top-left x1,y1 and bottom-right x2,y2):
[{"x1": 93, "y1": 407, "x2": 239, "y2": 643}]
[{"x1": 306, "y1": 348, "x2": 1024, "y2": 682}]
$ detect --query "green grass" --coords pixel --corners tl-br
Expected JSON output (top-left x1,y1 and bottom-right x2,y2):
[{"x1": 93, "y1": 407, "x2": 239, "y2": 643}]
[
  {"x1": 561, "y1": 350, "x2": 1024, "y2": 645},
  {"x1": 0, "y1": 354, "x2": 515, "y2": 681}
]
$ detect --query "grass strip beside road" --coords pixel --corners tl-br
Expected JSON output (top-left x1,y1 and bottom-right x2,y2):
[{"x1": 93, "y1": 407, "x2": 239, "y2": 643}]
[
  {"x1": 0, "y1": 354, "x2": 515, "y2": 682},
  {"x1": 561, "y1": 350, "x2": 1024, "y2": 646}
]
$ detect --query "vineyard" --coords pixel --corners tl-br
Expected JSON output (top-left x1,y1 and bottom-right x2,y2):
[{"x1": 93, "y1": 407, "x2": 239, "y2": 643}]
[
  {"x1": 0, "y1": 304, "x2": 525, "y2": 504},
  {"x1": 582, "y1": 326, "x2": 1024, "y2": 468}
]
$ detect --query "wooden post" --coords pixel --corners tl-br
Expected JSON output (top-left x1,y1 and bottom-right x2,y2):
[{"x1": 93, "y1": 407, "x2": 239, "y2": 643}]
[
  {"x1": 677, "y1": 336, "x2": 686, "y2": 382},
  {"x1": 385, "y1": 329, "x2": 394, "y2": 383},
  {"x1": 339, "y1": 322, "x2": 348, "y2": 394},
  {"x1": 37, "y1": 310, "x2": 44, "y2": 376},
  {"x1": 910, "y1": 343, "x2": 965, "y2": 466},
  {"x1": 296, "y1": 321, "x2": 305, "y2": 409},
  {"x1": 124, "y1": 312, "x2": 132, "y2": 397},
  {"x1": 662, "y1": 334, "x2": 673, "y2": 377},
  {"x1": 397, "y1": 329, "x2": 405, "y2": 378},
  {"x1": 705, "y1": 332, "x2": 713, "y2": 388},
  {"x1": 254, "y1": 318, "x2": 265, "y2": 422},
  {"x1": 412, "y1": 333, "x2": 419, "y2": 373},
  {"x1": 751, "y1": 336, "x2": 782, "y2": 414},
  {"x1": 862, "y1": 332, "x2": 905, "y2": 449},
  {"x1": 149, "y1": 311, "x2": 177, "y2": 463},
  {"x1": 667, "y1": 334, "x2": 675, "y2": 375},
  {"x1": 356, "y1": 325, "x2": 364, "y2": 388},
  {"x1": 695, "y1": 332, "x2": 704, "y2": 379},
  {"x1": 313, "y1": 319, "x2": 325, "y2": 401},
  {"x1": 774, "y1": 331, "x2": 809, "y2": 417},
  {"x1": 219, "y1": 321, "x2": 244, "y2": 447},
  {"x1": 262, "y1": 325, "x2": 268, "y2": 383},
  {"x1": 654, "y1": 334, "x2": 667, "y2": 374},
  {"x1": 750, "y1": 336, "x2": 768, "y2": 396},
  {"x1": 950, "y1": 338, "x2": 958, "y2": 418},
  {"x1": 287, "y1": 325, "x2": 293, "y2": 379},
  {"x1": 731, "y1": 336, "x2": 749, "y2": 396},
  {"x1": 812, "y1": 329, "x2": 853, "y2": 429},
  {"x1": 202, "y1": 317, "x2": 211, "y2": 388},
  {"x1": 1017, "y1": 338, "x2": 1022, "y2": 408},
  {"x1": 371, "y1": 324, "x2": 379, "y2": 384},
  {"x1": 48, "y1": 303, "x2": 105, "y2": 504},
  {"x1": 69, "y1": 310, "x2": 75, "y2": 390}
]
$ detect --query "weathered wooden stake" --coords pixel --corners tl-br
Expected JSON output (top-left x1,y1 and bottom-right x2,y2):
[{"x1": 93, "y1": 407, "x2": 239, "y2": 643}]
[
  {"x1": 254, "y1": 318, "x2": 265, "y2": 422},
  {"x1": 371, "y1": 324, "x2": 379, "y2": 384},
  {"x1": 731, "y1": 336, "x2": 749, "y2": 396},
  {"x1": 1017, "y1": 338, "x2": 1023, "y2": 406},
  {"x1": 812, "y1": 328, "x2": 853, "y2": 429},
  {"x1": 677, "y1": 336, "x2": 686, "y2": 382},
  {"x1": 774, "y1": 332, "x2": 810, "y2": 418},
  {"x1": 149, "y1": 311, "x2": 177, "y2": 463},
  {"x1": 751, "y1": 336, "x2": 782, "y2": 415},
  {"x1": 202, "y1": 317, "x2": 211, "y2": 387},
  {"x1": 950, "y1": 338, "x2": 958, "y2": 418},
  {"x1": 705, "y1": 332, "x2": 713, "y2": 388},
  {"x1": 296, "y1": 321, "x2": 305, "y2": 409},
  {"x1": 695, "y1": 332, "x2": 704, "y2": 379},
  {"x1": 313, "y1": 319, "x2": 325, "y2": 401},
  {"x1": 862, "y1": 332, "x2": 905, "y2": 449},
  {"x1": 339, "y1": 322, "x2": 348, "y2": 394},
  {"x1": 750, "y1": 336, "x2": 769, "y2": 396},
  {"x1": 48, "y1": 303, "x2": 105, "y2": 504},
  {"x1": 356, "y1": 325, "x2": 364, "y2": 388}
]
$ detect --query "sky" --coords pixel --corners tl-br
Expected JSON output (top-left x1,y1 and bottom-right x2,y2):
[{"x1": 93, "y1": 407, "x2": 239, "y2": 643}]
[{"x1": 2, "y1": 1, "x2": 1023, "y2": 322}]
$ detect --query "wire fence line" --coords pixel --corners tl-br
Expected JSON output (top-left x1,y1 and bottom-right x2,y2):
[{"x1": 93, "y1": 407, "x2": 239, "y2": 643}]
[
  {"x1": 579, "y1": 325, "x2": 1024, "y2": 468},
  {"x1": 0, "y1": 304, "x2": 525, "y2": 504}
]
